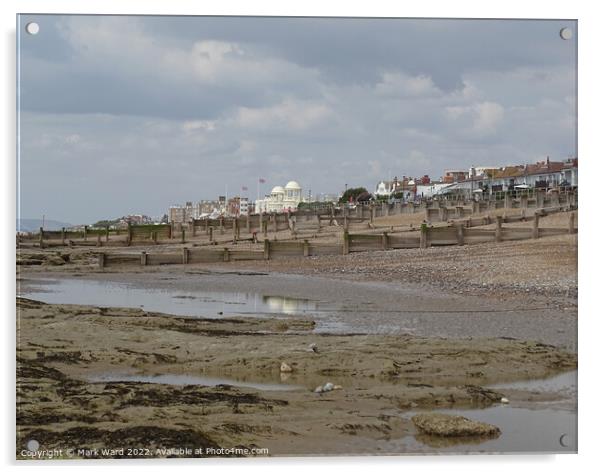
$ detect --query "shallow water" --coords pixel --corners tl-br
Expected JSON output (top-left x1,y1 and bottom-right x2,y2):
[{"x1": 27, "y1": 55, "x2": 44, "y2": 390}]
[
  {"x1": 18, "y1": 277, "x2": 347, "y2": 330},
  {"x1": 17, "y1": 272, "x2": 577, "y2": 347},
  {"x1": 391, "y1": 370, "x2": 578, "y2": 454},
  {"x1": 395, "y1": 405, "x2": 577, "y2": 454},
  {"x1": 87, "y1": 373, "x2": 303, "y2": 392},
  {"x1": 489, "y1": 369, "x2": 577, "y2": 394}
]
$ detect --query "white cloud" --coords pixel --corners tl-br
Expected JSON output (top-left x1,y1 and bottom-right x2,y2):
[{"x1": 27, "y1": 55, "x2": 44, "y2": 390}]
[
  {"x1": 375, "y1": 72, "x2": 442, "y2": 98},
  {"x1": 473, "y1": 102, "x2": 505, "y2": 134},
  {"x1": 182, "y1": 120, "x2": 217, "y2": 133},
  {"x1": 235, "y1": 99, "x2": 334, "y2": 132}
]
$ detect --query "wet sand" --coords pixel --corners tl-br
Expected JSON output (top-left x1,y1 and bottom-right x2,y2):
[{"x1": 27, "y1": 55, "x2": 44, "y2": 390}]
[{"x1": 17, "y1": 297, "x2": 576, "y2": 458}]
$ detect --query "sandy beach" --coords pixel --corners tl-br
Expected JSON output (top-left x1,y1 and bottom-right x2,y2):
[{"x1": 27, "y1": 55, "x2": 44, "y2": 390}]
[{"x1": 16, "y1": 226, "x2": 578, "y2": 457}]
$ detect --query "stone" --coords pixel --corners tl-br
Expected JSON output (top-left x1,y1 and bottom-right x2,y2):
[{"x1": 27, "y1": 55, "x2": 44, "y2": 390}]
[
  {"x1": 411, "y1": 413, "x2": 501, "y2": 438},
  {"x1": 280, "y1": 362, "x2": 293, "y2": 373}
]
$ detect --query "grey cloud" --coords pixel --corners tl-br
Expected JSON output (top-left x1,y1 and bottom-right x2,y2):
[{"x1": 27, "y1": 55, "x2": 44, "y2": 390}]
[{"x1": 17, "y1": 15, "x2": 577, "y2": 223}]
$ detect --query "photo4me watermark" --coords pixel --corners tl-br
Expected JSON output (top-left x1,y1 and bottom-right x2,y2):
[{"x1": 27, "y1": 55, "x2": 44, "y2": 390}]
[{"x1": 19, "y1": 442, "x2": 269, "y2": 459}]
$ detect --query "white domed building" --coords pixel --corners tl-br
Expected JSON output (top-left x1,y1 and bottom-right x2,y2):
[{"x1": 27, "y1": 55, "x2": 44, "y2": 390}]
[{"x1": 255, "y1": 181, "x2": 304, "y2": 213}]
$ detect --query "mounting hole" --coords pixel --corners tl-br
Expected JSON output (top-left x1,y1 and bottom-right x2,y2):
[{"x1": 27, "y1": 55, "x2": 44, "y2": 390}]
[
  {"x1": 559, "y1": 28, "x2": 573, "y2": 40},
  {"x1": 26, "y1": 439, "x2": 40, "y2": 451},
  {"x1": 25, "y1": 22, "x2": 40, "y2": 35}
]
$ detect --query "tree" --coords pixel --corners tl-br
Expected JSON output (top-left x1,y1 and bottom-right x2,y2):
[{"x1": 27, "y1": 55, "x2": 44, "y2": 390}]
[{"x1": 339, "y1": 187, "x2": 369, "y2": 204}]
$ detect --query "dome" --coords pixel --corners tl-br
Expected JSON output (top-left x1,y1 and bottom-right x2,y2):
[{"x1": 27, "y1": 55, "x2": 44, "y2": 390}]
[
  {"x1": 271, "y1": 186, "x2": 285, "y2": 194},
  {"x1": 285, "y1": 181, "x2": 301, "y2": 190}
]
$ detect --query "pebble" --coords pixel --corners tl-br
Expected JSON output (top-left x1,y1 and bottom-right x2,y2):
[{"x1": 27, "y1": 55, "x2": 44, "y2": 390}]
[
  {"x1": 500, "y1": 397, "x2": 510, "y2": 404},
  {"x1": 280, "y1": 362, "x2": 293, "y2": 373}
]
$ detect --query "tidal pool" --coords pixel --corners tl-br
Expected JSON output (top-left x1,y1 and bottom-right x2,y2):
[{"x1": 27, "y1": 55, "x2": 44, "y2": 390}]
[
  {"x1": 18, "y1": 277, "x2": 338, "y2": 319},
  {"x1": 87, "y1": 373, "x2": 303, "y2": 392}
]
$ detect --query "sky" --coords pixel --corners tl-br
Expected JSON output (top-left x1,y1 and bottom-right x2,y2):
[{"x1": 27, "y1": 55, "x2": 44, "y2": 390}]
[{"x1": 17, "y1": 15, "x2": 577, "y2": 224}]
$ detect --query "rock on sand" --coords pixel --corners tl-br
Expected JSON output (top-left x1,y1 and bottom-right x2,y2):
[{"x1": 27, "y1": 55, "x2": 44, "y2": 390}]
[
  {"x1": 411, "y1": 413, "x2": 501, "y2": 438},
  {"x1": 280, "y1": 362, "x2": 293, "y2": 373}
]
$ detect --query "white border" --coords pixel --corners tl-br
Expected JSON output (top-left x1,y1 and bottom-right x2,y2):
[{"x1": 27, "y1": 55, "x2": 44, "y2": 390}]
[{"x1": 3, "y1": 1, "x2": 600, "y2": 473}]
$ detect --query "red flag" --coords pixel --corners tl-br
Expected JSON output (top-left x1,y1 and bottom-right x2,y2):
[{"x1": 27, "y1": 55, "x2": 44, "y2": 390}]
[{"x1": 259, "y1": 178, "x2": 266, "y2": 183}]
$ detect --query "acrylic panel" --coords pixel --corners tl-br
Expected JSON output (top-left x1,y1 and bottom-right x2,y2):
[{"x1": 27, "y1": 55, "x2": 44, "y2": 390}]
[{"x1": 16, "y1": 15, "x2": 577, "y2": 459}]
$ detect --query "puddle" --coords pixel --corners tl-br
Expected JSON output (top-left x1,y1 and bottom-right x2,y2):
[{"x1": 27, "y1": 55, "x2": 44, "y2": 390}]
[
  {"x1": 395, "y1": 405, "x2": 577, "y2": 454},
  {"x1": 18, "y1": 278, "x2": 339, "y2": 320},
  {"x1": 87, "y1": 373, "x2": 303, "y2": 392},
  {"x1": 488, "y1": 370, "x2": 577, "y2": 394}
]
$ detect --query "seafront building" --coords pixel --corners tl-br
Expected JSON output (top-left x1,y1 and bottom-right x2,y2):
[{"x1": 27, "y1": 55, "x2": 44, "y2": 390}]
[
  {"x1": 374, "y1": 157, "x2": 577, "y2": 202},
  {"x1": 255, "y1": 181, "x2": 304, "y2": 213}
]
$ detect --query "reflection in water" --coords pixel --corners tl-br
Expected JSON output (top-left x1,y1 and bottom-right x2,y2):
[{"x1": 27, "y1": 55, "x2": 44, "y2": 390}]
[
  {"x1": 18, "y1": 278, "x2": 329, "y2": 320},
  {"x1": 262, "y1": 295, "x2": 317, "y2": 314},
  {"x1": 414, "y1": 433, "x2": 500, "y2": 449},
  {"x1": 399, "y1": 405, "x2": 577, "y2": 454}
]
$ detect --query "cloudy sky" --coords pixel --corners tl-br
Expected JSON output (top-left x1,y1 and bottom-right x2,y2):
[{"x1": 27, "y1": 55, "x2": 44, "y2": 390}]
[{"x1": 18, "y1": 15, "x2": 576, "y2": 224}]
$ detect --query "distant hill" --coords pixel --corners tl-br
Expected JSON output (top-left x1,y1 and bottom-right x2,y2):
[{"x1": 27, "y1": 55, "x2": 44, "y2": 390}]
[{"x1": 17, "y1": 218, "x2": 74, "y2": 233}]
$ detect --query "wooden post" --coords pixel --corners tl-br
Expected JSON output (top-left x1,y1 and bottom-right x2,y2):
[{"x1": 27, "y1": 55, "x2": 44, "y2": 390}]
[
  {"x1": 568, "y1": 212, "x2": 575, "y2": 234},
  {"x1": 382, "y1": 231, "x2": 389, "y2": 250},
  {"x1": 472, "y1": 201, "x2": 478, "y2": 215},
  {"x1": 370, "y1": 206, "x2": 375, "y2": 224},
  {"x1": 205, "y1": 219, "x2": 209, "y2": 234},
  {"x1": 61, "y1": 227, "x2": 66, "y2": 245},
  {"x1": 182, "y1": 247, "x2": 189, "y2": 264},
  {"x1": 223, "y1": 247, "x2": 230, "y2": 262},
  {"x1": 439, "y1": 207, "x2": 448, "y2": 222},
  {"x1": 191, "y1": 221, "x2": 197, "y2": 237},
  {"x1": 220, "y1": 218, "x2": 224, "y2": 235},
  {"x1": 98, "y1": 253, "x2": 106, "y2": 268},
  {"x1": 246, "y1": 215, "x2": 251, "y2": 234},
  {"x1": 456, "y1": 223, "x2": 465, "y2": 246},
  {"x1": 83, "y1": 225, "x2": 88, "y2": 241},
  {"x1": 263, "y1": 239, "x2": 270, "y2": 260},
  {"x1": 495, "y1": 216, "x2": 503, "y2": 242},
  {"x1": 152, "y1": 232, "x2": 157, "y2": 244},
  {"x1": 420, "y1": 223, "x2": 428, "y2": 249},
  {"x1": 127, "y1": 223, "x2": 133, "y2": 246},
  {"x1": 532, "y1": 212, "x2": 540, "y2": 239},
  {"x1": 181, "y1": 228, "x2": 186, "y2": 244},
  {"x1": 141, "y1": 251, "x2": 148, "y2": 266},
  {"x1": 343, "y1": 215, "x2": 348, "y2": 231},
  {"x1": 105, "y1": 226, "x2": 110, "y2": 242},
  {"x1": 262, "y1": 219, "x2": 268, "y2": 238},
  {"x1": 303, "y1": 239, "x2": 310, "y2": 257},
  {"x1": 342, "y1": 230, "x2": 350, "y2": 255},
  {"x1": 521, "y1": 195, "x2": 528, "y2": 210},
  {"x1": 233, "y1": 219, "x2": 238, "y2": 243},
  {"x1": 209, "y1": 226, "x2": 214, "y2": 242},
  {"x1": 39, "y1": 227, "x2": 44, "y2": 248},
  {"x1": 96, "y1": 233, "x2": 102, "y2": 246}
]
